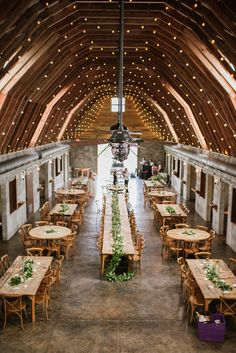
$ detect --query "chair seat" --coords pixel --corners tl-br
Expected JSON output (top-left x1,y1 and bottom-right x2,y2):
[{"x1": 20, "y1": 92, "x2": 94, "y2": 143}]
[{"x1": 189, "y1": 294, "x2": 205, "y2": 306}]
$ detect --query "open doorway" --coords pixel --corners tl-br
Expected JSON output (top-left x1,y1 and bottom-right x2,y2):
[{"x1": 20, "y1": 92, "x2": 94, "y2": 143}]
[
  {"x1": 26, "y1": 172, "x2": 34, "y2": 219},
  {"x1": 221, "y1": 181, "x2": 229, "y2": 237},
  {"x1": 97, "y1": 143, "x2": 137, "y2": 186},
  {"x1": 189, "y1": 165, "x2": 196, "y2": 201},
  {"x1": 39, "y1": 163, "x2": 47, "y2": 206}
]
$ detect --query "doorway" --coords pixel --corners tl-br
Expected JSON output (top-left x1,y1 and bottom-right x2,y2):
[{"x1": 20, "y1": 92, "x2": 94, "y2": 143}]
[
  {"x1": 221, "y1": 182, "x2": 229, "y2": 237},
  {"x1": 97, "y1": 143, "x2": 138, "y2": 191},
  {"x1": 26, "y1": 172, "x2": 34, "y2": 219},
  {"x1": 189, "y1": 165, "x2": 196, "y2": 201}
]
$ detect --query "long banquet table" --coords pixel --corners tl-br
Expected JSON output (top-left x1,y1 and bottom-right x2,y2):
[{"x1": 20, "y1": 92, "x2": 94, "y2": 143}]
[
  {"x1": 0, "y1": 256, "x2": 52, "y2": 322},
  {"x1": 186, "y1": 259, "x2": 236, "y2": 310},
  {"x1": 101, "y1": 194, "x2": 135, "y2": 275}
]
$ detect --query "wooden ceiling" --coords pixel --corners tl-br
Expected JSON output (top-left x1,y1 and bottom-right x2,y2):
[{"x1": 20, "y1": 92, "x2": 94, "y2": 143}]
[{"x1": 0, "y1": 1, "x2": 235, "y2": 156}]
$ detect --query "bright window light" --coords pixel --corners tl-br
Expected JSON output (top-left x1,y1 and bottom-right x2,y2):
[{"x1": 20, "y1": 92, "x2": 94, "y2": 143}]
[{"x1": 111, "y1": 97, "x2": 125, "y2": 112}]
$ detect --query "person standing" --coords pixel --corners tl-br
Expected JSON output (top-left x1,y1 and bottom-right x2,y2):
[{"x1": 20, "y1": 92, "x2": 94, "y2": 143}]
[
  {"x1": 151, "y1": 163, "x2": 158, "y2": 177},
  {"x1": 88, "y1": 171, "x2": 96, "y2": 197},
  {"x1": 123, "y1": 168, "x2": 129, "y2": 189},
  {"x1": 113, "y1": 171, "x2": 118, "y2": 185}
]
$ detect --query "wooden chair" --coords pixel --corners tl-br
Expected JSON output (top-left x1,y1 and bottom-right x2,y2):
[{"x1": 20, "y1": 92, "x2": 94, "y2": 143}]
[
  {"x1": 177, "y1": 257, "x2": 186, "y2": 266},
  {"x1": 26, "y1": 247, "x2": 44, "y2": 256},
  {"x1": 128, "y1": 236, "x2": 145, "y2": 271},
  {"x1": 32, "y1": 285, "x2": 50, "y2": 320},
  {"x1": 47, "y1": 239, "x2": 61, "y2": 258},
  {"x1": 175, "y1": 223, "x2": 190, "y2": 229},
  {"x1": 20, "y1": 223, "x2": 32, "y2": 234},
  {"x1": 56, "y1": 221, "x2": 68, "y2": 227},
  {"x1": 184, "y1": 241, "x2": 199, "y2": 258},
  {"x1": 1, "y1": 254, "x2": 10, "y2": 273},
  {"x1": 228, "y1": 258, "x2": 236, "y2": 275},
  {"x1": 194, "y1": 252, "x2": 211, "y2": 259},
  {"x1": 154, "y1": 208, "x2": 162, "y2": 225},
  {"x1": 61, "y1": 232, "x2": 76, "y2": 259},
  {"x1": 71, "y1": 223, "x2": 78, "y2": 233},
  {"x1": 66, "y1": 199, "x2": 77, "y2": 204},
  {"x1": 27, "y1": 270, "x2": 54, "y2": 320},
  {"x1": 178, "y1": 263, "x2": 189, "y2": 301},
  {"x1": 19, "y1": 223, "x2": 37, "y2": 245},
  {"x1": 179, "y1": 203, "x2": 190, "y2": 214},
  {"x1": 198, "y1": 230, "x2": 215, "y2": 252},
  {"x1": 217, "y1": 296, "x2": 236, "y2": 320},
  {"x1": 185, "y1": 279, "x2": 205, "y2": 323},
  {"x1": 52, "y1": 255, "x2": 64, "y2": 296},
  {"x1": 196, "y1": 225, "x2": 208, "y2": 232},
  {"x1": 71, "y1": 212, "x2": 83, "y2": 228},
  {"x1": 159, "y1": 225, "x2": 170, "y2": 256},
  {"x1": 162, "y1": 200, "x2": 172, "y2": 205},
  {"x1": 2, "y1": 295, "x2": 27, "y2": 330},
  {"x1": 18, "y1": 229, "x2": 35, "y2": 249},
  {"x1": 35, "y1": 221, "x2": 49, "y2": 227},
  {"x1": 165, "y1": 216, "x2": 186, "y2": 230},
  {"x1": 169, "y1": 240, "x2": 184, "y2": 260}
]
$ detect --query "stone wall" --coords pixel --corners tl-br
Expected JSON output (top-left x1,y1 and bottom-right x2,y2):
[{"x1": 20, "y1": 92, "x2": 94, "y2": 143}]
[
  {"x1": 137, "y1": 141, "x2": 165, "y2": 168},
  {"x1": 70, "y1": 144, "x2": 98, "y2": 174}
]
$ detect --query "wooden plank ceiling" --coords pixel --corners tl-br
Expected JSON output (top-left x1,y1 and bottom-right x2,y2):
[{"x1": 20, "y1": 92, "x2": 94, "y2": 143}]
[{"x1": 0, "y1": 0, "x2": 235, "y2": 156}]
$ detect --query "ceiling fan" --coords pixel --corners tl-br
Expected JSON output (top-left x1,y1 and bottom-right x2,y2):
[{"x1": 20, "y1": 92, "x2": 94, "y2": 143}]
[
  {"x1": 105, "y1": 0, "x2": 143, "y2": 161},
  {"x1": 94, "y1": 123, "x2": 143, "y2": 136}
]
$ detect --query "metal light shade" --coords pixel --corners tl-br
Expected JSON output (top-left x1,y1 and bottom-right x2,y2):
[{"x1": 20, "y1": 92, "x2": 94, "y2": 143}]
[{"x1": 111, "y1": 143, "x2": 130, "y2": 162}]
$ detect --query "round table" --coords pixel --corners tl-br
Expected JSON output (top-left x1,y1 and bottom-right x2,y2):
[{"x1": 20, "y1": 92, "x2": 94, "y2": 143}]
[
  {"x1": 167, "y1": 228, "x2": 210, "y2": 258},
  {"x1": 29, "y1": 225, "x2": 72, "y2": 240},
  {"x1": 167, "y1": 228, "x2": 210, "y2": 242},
  {"x1": 56, "y1": 188, "x2": 85, "y2": 196}
]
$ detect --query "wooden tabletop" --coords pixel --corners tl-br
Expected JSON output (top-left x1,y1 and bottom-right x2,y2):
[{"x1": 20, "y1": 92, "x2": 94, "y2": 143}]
[
  {"x1": 148, "y1": 191, "x2": 176, "y2": 198},
  {"x1": 0, "y1": 256, "x2": 52, "y2": 296},
  {"x1": 167, "y1": 228, "x2": 210, "y2": 242},
  {"x1": 71, "y1": 177, "x2": 88, "y2": 186},
  {"x1": 186, "y1": 259, "x2": 236, "y2": 303},
  {"x1": 102, "y1": 194, "x2": 135, "y2": 255},
  {"x1": 106, "y1": 185, "x2": 126, "y2": 192},
  {"x1": 56, "y1": 188, "x2": 85, "y2": 196},
  {"x1": 29, "y1": 225, "x2": 72, "y2": 240},
  {"x1": 49, "y1": 203, "x2": 77, "y2": 216},
  {"x1": 156, "y1": 204, "x2": 187, "y2": 217},
  {"x1": 144, "y1": 180, "x2": 162, "y2": 188}
]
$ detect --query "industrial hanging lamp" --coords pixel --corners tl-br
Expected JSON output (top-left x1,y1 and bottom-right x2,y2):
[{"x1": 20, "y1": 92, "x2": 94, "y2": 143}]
[{"x1": 108, "y1": 0, "x2": 131, "y2": 162}]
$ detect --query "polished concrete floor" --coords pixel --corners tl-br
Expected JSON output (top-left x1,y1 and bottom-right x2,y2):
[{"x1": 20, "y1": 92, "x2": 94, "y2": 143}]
[{"x1": 0, "y1": 178, "x2": 236, "y2": 352}]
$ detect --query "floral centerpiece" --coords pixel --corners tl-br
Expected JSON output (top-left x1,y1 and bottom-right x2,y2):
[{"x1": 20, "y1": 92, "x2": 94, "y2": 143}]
[
  {"x1": 165, "y1": 205, "x2": 176, "y2": 214},
  {"x1": 59, "y1": 203, "x2": 69, "y2": 213},
  {"x1": 182, "y1": 230, "x2": 196, "y2": 235},
  {"x1": 205, "y1": 263, "x2": 232, "y2": 291},
  {"x1": 9, "y1": 259, "x2": 34, "y2": 287}
]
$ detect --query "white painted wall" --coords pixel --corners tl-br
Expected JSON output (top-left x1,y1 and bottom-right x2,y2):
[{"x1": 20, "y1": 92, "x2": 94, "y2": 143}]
[{"x1": 0, "y1": 146, "x2": 70, "y2": 240}]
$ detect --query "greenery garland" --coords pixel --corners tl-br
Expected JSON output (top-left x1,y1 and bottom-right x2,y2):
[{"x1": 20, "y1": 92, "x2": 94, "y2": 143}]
[
  {"x1": 9, "y1": 259, "x2": 34, "y2": 287},
  {"x1": 205, "y1": 263, "x2": 232, "y2": 291},
  {"x1": 105, "y1": 192, "x2": 134, "y2": 282}
]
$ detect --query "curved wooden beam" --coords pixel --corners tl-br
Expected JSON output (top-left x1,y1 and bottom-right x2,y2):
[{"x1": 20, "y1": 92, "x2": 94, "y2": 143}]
[{"x1": 164, "y1": 82, "x2": 208, "y2": 150}]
